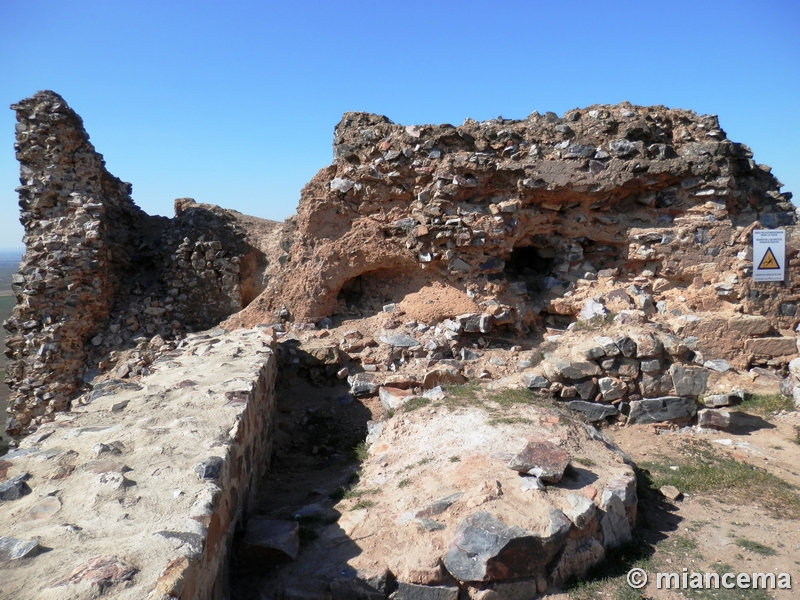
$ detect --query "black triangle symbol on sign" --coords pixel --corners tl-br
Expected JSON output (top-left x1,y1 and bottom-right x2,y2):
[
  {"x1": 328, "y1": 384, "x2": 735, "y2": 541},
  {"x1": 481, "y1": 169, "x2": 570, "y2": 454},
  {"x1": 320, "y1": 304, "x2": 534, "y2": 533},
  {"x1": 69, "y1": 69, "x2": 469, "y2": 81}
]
[{"x1": 758, "y1": 247, "x2": 781, "y2": 270}]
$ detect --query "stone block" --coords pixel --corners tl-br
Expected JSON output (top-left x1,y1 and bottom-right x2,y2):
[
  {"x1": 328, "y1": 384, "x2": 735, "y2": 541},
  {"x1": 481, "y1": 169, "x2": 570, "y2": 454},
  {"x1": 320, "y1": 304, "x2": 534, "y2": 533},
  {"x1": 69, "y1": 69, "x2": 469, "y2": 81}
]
[
  {"x1": 702, "y1": 394, "x2": 733, "y2": 407},
  {"x1": 380, "y1": 334, "x2": 421, "y2": 348},
  {"x1": 669, "y1": 365, "x2": 709, "y2": 396},
  {"x1": 628, "y1": 396, "x2": 698, "y2": 424},
  {"x1": 542, "y1": 357, "x2": 601, "y2": 381},
  {"x1": 630, "y1": 332, "x2": 663, "y2": 358},
  {"x1": 593, "y1": 336, "x2": 621, "y2": 357},
  {"x1": 566, "y1": 401, "x2": 618, "y2": 421},
  {"x1": 659, "y1": 334, "x2": 688, "y2": 356},
  {"x1": 640, "y1": 359, "x2": 661, "y2": 373},
  {"x1": 599, "y1": 493, "x2": 631, "y2": 548},
  {"x1": 507, "y1": 440, "x2": 569, "y2": 482},
  {"x1": 0, "y1": 537, "x2": 40, "y2": 560},
  {"x1": 638, "y1": 372, "x2": 673, "y2": 398},
  {"x1": 598, "y1": 377, "x2": 626, "y2": 401},
  {"x1": 563, "y1": 494, "x2": 596, "y2": 529},
  {"x1": 600, "y1": 357, "x2": 639, "y2": 378},
  {"x1": 744, "y1": 337, "x2": 797, "y2": 357},
  {"x1": 391, "y1": 582, "x2": 459, "y2": 600},
  {"x1": 697, "y1": 409, "x2": 731, "y2": 429},
  {"x1": 522, "y1": 372, "x2": 549, "y2": 389}
]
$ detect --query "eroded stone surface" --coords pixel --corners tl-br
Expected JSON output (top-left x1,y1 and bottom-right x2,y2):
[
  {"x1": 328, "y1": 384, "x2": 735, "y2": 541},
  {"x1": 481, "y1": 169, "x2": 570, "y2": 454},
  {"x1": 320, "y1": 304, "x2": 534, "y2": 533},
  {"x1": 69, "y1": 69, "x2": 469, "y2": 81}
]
[{"x1": 0, "y1": 329, "x2": 277, "y2": 600}]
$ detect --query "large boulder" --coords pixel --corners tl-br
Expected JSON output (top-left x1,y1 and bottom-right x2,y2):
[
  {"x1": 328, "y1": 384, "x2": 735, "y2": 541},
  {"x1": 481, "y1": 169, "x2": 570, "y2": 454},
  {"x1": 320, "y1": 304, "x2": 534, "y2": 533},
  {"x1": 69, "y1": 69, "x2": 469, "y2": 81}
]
[{"x1": 444, "y1": 510, "x2": 572, "y2": 582}]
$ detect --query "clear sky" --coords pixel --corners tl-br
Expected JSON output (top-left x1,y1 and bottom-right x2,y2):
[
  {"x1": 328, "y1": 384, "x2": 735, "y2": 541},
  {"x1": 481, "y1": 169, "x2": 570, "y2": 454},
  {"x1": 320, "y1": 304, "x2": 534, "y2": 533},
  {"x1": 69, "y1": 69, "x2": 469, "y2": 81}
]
[{"x1": 1, "y1": 1, "x2": 798, "y2": 251}]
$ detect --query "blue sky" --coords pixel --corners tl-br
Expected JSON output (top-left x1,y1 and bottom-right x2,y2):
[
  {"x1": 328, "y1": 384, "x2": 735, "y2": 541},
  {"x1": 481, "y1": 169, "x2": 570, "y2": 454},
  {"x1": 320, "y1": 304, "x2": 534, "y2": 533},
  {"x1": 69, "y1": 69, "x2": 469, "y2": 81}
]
[{"x1": 1, "y1": 0, "x2": 798, "y2": 251}]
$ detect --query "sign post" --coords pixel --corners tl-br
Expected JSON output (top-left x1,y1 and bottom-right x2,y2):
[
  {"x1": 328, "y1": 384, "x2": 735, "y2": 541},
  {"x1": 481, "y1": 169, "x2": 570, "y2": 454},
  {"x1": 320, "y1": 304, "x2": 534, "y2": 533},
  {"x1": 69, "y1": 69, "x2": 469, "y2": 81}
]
[{"x1": 753, "y1": 229, "x2": 785, "y2": 282}]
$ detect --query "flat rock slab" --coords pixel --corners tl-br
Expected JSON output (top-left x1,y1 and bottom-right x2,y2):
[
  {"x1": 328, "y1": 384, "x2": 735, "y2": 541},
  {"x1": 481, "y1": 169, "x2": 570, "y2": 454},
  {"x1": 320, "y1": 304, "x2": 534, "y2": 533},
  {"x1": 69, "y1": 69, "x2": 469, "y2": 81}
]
[
  {"x1": 567, "y1": 401, "x2": 618, "y2": 422},
  {"x1": 0, "y1": 536, "x2": 40, "y2": 560},
  {"x1": 507, "y1": 440, "x2": 569, "y2": 482},
  {"x1": 50, "y1": 555, "x2": 138, "y2": 589},
  {"x1": 380, "y1": 334, "x2": 421, "y2": 348},
  {"x1": 628, "y1": 396, "x2": 697, "y2": 424},
  {"x1": 391, "y1": 582, "x2": 459, "y2": 600},
  {"x1": 444, "y1": 510, "x2": 571, "y2": 582}
]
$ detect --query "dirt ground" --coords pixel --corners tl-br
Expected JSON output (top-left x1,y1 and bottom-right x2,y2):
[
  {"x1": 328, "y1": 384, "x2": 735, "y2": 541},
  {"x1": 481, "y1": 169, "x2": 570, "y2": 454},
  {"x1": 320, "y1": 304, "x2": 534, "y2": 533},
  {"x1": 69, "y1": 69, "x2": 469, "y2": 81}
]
[{"x1": 597, "y1": 410, "x2": 800, "y2": 600}]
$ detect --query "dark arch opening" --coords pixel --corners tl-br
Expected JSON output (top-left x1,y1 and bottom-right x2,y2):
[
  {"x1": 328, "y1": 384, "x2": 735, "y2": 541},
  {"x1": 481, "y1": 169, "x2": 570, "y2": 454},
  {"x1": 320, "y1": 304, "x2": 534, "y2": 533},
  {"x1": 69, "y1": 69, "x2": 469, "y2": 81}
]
[{"x1": 504, "y1": 246, "x2": 555, "y2": 278}]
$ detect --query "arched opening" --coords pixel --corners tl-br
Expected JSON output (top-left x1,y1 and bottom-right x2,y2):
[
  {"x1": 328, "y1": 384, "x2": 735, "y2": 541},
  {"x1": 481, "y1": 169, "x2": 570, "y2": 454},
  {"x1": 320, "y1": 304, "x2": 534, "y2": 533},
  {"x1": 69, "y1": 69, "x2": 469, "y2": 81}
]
[
  {"x1": 504, "y1": 245, "x2": 556, "y2": 279},
  {"x1": 503, "y1": 244, "x2": 557, "y2": 292}
]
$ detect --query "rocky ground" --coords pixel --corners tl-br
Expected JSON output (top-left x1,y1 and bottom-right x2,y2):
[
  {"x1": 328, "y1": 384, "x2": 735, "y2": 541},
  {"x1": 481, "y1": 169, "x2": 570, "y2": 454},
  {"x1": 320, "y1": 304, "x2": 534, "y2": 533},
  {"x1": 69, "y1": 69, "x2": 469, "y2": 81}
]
[{"x1": 225, "y1": 308, "x2": 800, "y2": 600}]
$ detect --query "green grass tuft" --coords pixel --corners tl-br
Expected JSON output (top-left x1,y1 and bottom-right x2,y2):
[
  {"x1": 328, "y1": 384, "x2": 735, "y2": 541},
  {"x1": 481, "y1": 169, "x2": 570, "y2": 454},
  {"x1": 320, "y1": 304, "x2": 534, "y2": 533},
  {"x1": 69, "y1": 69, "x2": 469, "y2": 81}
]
[
  {"x1": 737, "y1": 393, "x2": 794, "y2": 415},
  {"x1": 352, "y1": 441, "x2": 369, "y2": 461},
  {"x1": 350, "y1": 499, "x2": 376, "y2": 511},
  {"x1": 735, "y1": 538, "x2": 777, "y2": 556},
  {"x1": 640, "y1": 441, "x2": 800, "y2": 519},
  {"x1": 403, "y1": 397, "x2": 430, "y2": 412}
]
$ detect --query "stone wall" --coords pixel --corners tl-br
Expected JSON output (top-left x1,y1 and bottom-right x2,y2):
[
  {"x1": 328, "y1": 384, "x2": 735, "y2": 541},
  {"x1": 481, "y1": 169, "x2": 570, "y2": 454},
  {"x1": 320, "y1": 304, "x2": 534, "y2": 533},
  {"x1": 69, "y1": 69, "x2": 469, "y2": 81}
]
[
  {"x1": 227, "y1": 102, "x2": 799, "y2": 372},
  {"x1": 0, "y1": 328, "x2": 277, "y2": 600},
  {"x1": 4, "y1": 92, "x2": 275, "y2": 438}
]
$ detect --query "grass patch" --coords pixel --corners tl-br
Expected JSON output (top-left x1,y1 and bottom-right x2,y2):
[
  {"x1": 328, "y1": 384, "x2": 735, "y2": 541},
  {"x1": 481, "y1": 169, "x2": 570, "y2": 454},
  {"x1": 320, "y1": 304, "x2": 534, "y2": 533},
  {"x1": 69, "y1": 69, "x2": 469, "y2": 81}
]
[
  {"x1": 343, "y1": 487, "x2": 381, "y2": 500},
  {"x1": 448, "y1": 455, "x2": 460, "y2": 463},
  {"x1": 737, "y1": 393, "x2": 794, "y2": 415},
  {"x1": 564, "y1": 540, "x2": 654, "y2": 600},
  {"x1": 397, "y1": 478, "x2": 411, "y2": 488},
  {"x1": 352, "y1": 441, "x2": 369, "y2": 462},
  {"x1": 398, "y1": 456, "x2": 434, "y2": 473},
  {"x1": 295, "y1": 515, "x2": 339, "y2": 527},
  {"x1": 735, "y1": 538, "x2": 777, "y2": 556},
  {"x1": 403, "y1": 397, "x2": 430, "y2": 412},
  {"x1": 573, "y1": 457, "x2": 596, "y2": 467},
  {"x1": 329, "y1": 470, "x2": 362, "y2": 501},
  {"x1": 443, "y1": 383, "x2": 549, "y2": 411},
  {"x1": 793, "y1": 426, "x2": 800, "y2": 446},
  {"x1": 528, "y1": 350, "x2": 544, "y2": 368},
  {"x1": 639, "y1": 440, "x2": 800, "y2": 519},
  {"x1": 446, "y1": 382, "x2": 481, "y2": 401},
  {"x1": 350, "y1": 499, "x2": 376, "y2": 511},
  {"x1": 487, "y1": 416, "x2": 534, "y2": 426}
]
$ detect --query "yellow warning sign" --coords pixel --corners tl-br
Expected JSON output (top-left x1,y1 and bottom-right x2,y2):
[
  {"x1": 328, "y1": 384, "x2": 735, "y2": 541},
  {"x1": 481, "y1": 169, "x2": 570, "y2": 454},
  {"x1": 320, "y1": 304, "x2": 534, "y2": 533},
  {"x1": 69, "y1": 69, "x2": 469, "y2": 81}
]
[{"x1": 758, "y1": 247, "x2": 781, "y2": 270}]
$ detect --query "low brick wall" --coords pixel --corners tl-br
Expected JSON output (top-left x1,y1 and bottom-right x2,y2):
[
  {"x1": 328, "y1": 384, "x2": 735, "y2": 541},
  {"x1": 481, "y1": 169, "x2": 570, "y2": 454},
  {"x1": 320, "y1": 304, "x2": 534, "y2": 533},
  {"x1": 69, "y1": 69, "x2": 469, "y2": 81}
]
[{"x1": 0, "y1": 328, "x2": 277, "y2": 600}]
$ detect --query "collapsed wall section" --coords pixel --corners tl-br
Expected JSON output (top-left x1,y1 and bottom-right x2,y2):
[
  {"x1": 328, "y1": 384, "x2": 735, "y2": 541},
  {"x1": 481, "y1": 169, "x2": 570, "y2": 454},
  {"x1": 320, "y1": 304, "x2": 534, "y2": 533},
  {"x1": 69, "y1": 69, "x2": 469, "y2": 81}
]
[
  {"x1": 4, "y1": 91, "x2": 159, "y2": 435},
  {"x1": 4, "y1": 92, "x2": 275, "y2": 438}
]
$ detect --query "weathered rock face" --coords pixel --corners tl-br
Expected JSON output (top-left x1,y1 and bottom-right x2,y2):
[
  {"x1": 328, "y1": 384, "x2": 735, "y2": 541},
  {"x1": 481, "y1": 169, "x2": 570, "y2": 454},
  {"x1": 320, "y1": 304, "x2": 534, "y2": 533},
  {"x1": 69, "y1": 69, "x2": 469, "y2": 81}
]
[
  {"x1": 231, "y1": 103, "x2": 796, "y2": 336},
  {"x1": 3, "y1": 91, "x2": 278, "y2": 437}
]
